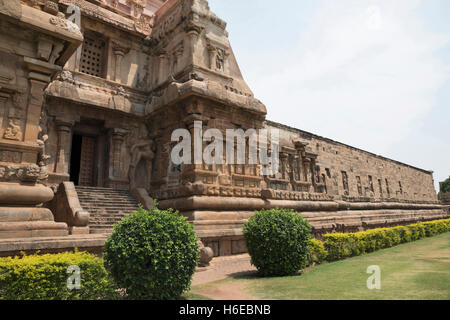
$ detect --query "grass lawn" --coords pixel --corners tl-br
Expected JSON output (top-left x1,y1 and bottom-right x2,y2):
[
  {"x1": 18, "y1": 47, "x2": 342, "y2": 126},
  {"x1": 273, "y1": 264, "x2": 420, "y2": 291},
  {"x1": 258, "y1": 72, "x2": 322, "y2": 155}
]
[{"x1": 187, "y1": 232, "x2": 450, "y2": 300}]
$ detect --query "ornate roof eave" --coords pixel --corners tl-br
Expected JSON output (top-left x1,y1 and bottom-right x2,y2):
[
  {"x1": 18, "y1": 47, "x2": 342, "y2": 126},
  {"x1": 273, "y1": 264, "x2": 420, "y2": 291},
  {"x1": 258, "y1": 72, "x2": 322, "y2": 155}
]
[
  {"x1": 145, "y1": 78, "x2": 267, "y2": 118},
  {"x1": 58, "y1": 0, "x2": 154, "y2": 37}
]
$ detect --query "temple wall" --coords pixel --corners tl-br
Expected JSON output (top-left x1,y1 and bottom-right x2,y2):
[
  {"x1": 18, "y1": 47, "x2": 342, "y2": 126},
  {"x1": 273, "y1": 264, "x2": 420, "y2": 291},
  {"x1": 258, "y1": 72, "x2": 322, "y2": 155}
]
[
  {"x1": 63, "y1": 14, "x2": 151, "y2": 90},
  {"x1": 266, "y1": 121, "x2": 438, "y2": 203}
]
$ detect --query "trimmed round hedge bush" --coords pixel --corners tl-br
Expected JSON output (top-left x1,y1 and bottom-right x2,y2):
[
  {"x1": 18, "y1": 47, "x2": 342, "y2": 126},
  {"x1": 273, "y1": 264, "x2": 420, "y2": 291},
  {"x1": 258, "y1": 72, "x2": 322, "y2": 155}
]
[
  {"x1": 243, "y1": 209, "x2": 312, "y2": 277},
  {"x1": 103, "y1": 206, "x2": 199, "y2": 300}
]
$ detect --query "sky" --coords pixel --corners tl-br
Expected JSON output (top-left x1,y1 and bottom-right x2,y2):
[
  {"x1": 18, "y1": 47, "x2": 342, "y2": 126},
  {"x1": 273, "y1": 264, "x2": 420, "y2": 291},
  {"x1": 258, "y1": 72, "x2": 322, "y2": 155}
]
[{"x1": 208, "y1": 0, "x2": 450, "y2": 192}]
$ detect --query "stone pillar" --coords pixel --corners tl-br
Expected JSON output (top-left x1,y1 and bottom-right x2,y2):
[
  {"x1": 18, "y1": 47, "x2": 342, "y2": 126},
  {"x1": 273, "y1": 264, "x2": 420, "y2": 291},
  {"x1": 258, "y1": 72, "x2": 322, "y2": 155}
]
[
  {"x1": 111, "y1": 128, "x2": 127, "y2": 178},
  {"x1": 158, "y1": 53, "x2": 167, "y2": 84},
  {"x1": 173, "y1": 48, "x2": 183, "y2": 75},
  {"x1": 296, "y1": 154, "x2": 303, "y2": 181},
  {"x1": 311, "y1": 158, "x2": 317, "y2": 191},
  {"x1": 280, "y1": 153, "x2": 289, "y2": 180},
  {"x1": 54, "y1": 121, "x2": 73, "y2": 175},
  {"x1": 207, "y1": 46, "x2": 217, "y2": 70},
  {"x1": 187, "y1": 29, "x2": 200, "y2": 65},
  {"x1": 112, "y1": 43, "x2": 130, "y2": 83},
  {"x1": 24, "y1": 79, "x2": 47, "y2": 143},
  {"x1": 0, "y1": 94, "x2": 8, "y2": 135},
  {"x1": 184, "y1": 114, "x2": 203, "y2": 171}
]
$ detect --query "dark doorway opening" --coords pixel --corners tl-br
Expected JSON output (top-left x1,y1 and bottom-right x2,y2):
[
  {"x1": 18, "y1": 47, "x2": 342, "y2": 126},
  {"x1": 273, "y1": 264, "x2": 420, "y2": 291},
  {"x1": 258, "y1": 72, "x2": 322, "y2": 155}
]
[{"x1": 70, "y1": 134, "x2": 82, "y2": 185}]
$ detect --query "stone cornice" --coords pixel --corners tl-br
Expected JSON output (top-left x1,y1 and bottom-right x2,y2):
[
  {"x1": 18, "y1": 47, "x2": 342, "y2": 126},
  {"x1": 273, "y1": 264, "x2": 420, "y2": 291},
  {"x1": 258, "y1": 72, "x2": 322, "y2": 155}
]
[
  {"x1": 45, "y1": 71, "x2": 148, "y2": 116},
  {"x1": 146, "y1": 79, "x2": 267, "y2": 117},
  {"x1": 59, "y1": 0, "x2": 154, "y2": 36}
]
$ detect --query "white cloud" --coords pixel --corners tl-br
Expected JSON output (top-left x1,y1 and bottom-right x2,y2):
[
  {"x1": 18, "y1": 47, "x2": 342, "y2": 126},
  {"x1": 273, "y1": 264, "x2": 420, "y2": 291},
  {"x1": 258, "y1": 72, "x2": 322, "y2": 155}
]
[{"x1": 238, "y1": 0, "x2": 450, "y2": 156}]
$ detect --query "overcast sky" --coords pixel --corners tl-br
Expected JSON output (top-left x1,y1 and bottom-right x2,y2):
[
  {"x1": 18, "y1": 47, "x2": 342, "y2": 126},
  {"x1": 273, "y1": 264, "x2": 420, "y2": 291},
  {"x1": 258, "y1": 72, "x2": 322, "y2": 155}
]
[{"x1": 209, "y1": 0, "x2": 450, "y2": 192}]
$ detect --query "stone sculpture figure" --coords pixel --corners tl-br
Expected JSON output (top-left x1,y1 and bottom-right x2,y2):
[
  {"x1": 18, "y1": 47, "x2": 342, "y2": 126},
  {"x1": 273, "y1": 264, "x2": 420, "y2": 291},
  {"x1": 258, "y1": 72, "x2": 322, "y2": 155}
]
[{"x1": 129, "y1": 135, "x2": 155, "y2": 190}]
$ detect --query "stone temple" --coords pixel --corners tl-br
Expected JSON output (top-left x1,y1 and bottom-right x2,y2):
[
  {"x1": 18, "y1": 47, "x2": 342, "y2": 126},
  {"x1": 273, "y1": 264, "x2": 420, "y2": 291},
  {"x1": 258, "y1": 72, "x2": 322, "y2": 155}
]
[{"x1": 0, "y1": 0, "x2": 448, "y2": 257}]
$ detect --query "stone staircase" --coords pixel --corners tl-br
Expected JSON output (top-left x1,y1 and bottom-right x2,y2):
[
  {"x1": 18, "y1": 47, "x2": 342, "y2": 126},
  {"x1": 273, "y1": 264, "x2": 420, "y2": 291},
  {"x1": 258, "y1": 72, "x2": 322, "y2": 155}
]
[{"x1": 75, "y1": 186, "x2": 140, "y2": 235}]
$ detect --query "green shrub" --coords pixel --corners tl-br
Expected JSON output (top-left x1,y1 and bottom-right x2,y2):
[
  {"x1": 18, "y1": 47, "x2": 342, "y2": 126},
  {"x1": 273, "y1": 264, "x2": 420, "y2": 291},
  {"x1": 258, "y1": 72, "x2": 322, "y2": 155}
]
[
  {"x1": 408, "y1": 223, "x2": 427, "y2": 241},
  {"x1": 307, "y1": 238, "x2": 328, "y2": 265},
  {"x1": 324, "y1": 219, "x2": 450, "y2": 261},
  {"x1": 243, "y1": 209, "x2": 311, "y2": 277},
  {"x1": 440, "y1": 177, "x2": 450, "y2": 193},
  {"x1": 103, "y1": 206, "x2": 199, "y2": 300},
  {"x1": 0, "y1": 251, "x2": 118, "y2": 300}
]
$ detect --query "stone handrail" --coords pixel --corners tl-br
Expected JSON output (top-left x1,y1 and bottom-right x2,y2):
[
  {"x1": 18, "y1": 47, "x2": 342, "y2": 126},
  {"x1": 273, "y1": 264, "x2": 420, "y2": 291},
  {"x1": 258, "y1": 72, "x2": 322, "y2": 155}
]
[
  {"x1": 131, "y1": 188, "x2": 155, "y2": 210},
  {"x1": 48, "y1": 182, "x2": 90, "y2": 231}
]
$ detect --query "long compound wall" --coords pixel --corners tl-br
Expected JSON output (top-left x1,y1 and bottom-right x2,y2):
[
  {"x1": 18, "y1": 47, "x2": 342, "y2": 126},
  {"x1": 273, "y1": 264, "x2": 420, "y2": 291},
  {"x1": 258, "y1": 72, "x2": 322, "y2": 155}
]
[{"x1": 266, "y1": 121, "x2": 438, "y2": 203}]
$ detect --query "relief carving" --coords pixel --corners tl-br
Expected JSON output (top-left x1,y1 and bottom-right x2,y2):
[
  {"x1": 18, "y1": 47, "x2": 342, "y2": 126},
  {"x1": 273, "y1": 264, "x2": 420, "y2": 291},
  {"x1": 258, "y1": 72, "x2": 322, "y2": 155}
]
[
  {"x1": 0, "y1": 151, "x2": 21, "y2": 163},
  {"x1": 37, "y1": 108, "x2": 51, "y2": 175},
  {"x1": 0, "y1": 163, "x2": 46, "y2": 183},
  {"x1": 3, "y1": 119, "x2": 23, "y2": 141},
  {"x1": 49, "y1": 12, "x2": 80, "y2": 33},
  {"x1": 134, "y1": 14, "x2": 152, "y2": 35},
  {"x1": 129, "y1": 129, "x2": 156, "y2": 191}
]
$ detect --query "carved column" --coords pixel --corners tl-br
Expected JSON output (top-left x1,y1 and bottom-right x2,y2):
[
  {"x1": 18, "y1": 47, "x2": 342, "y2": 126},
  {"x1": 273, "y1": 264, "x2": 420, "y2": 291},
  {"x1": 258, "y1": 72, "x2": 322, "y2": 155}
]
[
  {"x1": 23, "y1": 79, "x2": 47, "y2": 143},
  {"x1": 280, "y1": 153, "x2": 289, "y2": 180},
  {"x1": 184, "y1": 114, "x2": 203, "y2": 170},
  {"x1": 54, "y1": 120, "x2": 73, "y2": 175},
  {"x1": 111, "y1": 128, "x2": 127, "y2": 178},
  {"x1": 303, "y1": 158, "x2": 311, "y2": 183},
  {"x1": 296, "y1": 154, "x2": 303, "y2": 181},
  {"x1": 173, "y1": 46, "x2": 184, "y2": 75},
  {"x1": 158, "y1": 53, "x2": 167, "y2": 84},
  {"x1": 112, "y1": 42, "x2": 130, "y2": 83},
  {"x1": 311, "y1": 159, "x2": 317, "y2": 192},
  {"x1": 187, "y1": 29, "x2": 200, "y2": 65},
  {"x1": 207, "y1": 45, "x2": 217, "y2": 70},
  {"x1": 0, "y1": 93, "x2": 9, "y2": 138}
]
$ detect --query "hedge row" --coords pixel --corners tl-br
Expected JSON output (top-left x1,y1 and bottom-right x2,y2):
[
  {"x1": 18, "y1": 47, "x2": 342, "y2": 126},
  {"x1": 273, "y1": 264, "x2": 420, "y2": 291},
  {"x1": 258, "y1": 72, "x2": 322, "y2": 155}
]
[
  {"x1": 322, "y1": 219, "x2": 450, "y2": 262},
  {"x1": 0, "y1": 251, "x2": 118, "y2": 300}
]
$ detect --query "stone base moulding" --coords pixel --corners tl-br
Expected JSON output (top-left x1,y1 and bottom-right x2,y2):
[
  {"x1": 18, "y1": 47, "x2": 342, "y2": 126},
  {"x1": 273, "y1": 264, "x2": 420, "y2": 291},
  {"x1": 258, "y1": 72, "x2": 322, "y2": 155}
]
[{"x1": 0, "y1": 234, "x2": 108, "y2": 257}]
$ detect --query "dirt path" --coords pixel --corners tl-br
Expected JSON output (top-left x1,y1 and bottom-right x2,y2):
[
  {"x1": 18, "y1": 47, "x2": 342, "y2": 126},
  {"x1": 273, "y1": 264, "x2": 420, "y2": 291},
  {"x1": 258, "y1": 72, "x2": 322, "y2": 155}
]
[
  {"x1": 193, "y1": 281, "x2": 257, "y2": 300},
  {"x1": 191, "y1": 254, "x2": 258, "y2": 300},
  {"x1": 192, "y1": 254, "x2": 257, "y2": 286}
]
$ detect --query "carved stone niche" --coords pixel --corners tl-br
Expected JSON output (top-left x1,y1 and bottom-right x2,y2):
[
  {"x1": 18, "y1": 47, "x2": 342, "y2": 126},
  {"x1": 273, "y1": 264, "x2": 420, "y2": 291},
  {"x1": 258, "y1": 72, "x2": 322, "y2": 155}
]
[{"x1": 205, "y1": 36, "x2": 230, "y2": 73}]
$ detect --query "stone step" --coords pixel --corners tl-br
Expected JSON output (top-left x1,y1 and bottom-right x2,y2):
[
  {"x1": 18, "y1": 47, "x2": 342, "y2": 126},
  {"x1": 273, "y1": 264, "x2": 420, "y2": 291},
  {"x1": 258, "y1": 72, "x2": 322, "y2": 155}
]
[
  {"x1": 82, "y1": 205, "x2": 138, "y2": 210},
  {"x1": 78, "y1": 198, "x2": 138, "y2": 206},
  {"x1": 79, "y1": 198, "x2": 137, "y2": 202},
  {"x1": 89, "y1": 228, "x2": 114, "y2": 234},
  {"x1": 75, "y1": 186, "x2": 139, "y2": 235},
  {"x1": 77, "y1": 196, "x2": 137, "y2": 200}
]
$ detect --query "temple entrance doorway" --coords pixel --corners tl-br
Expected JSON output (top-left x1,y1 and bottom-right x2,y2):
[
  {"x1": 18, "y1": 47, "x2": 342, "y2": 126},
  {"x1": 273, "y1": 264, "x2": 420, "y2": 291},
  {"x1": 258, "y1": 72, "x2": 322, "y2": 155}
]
[
  {"x1": 69, "y1": 120, "x2": 106, "y2": 187},
  {"x1": 70, "y1": 134, "x2": 96, "y2": 186}
]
